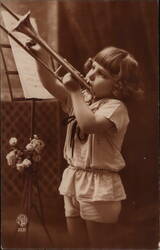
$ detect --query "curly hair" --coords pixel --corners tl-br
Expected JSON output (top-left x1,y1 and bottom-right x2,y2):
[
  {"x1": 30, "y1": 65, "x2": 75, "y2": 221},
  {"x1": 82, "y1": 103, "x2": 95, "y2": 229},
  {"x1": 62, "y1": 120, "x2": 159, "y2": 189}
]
[{"x1": 84, "y1": 46, "x2": 144, "y2": 101}]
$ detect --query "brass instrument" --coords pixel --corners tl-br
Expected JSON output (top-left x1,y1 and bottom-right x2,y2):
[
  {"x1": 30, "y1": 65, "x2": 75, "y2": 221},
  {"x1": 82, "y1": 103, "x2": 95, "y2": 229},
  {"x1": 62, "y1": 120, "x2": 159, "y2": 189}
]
[{"x1": 0, "y1": 2, "x2": 92, "y2": 93}]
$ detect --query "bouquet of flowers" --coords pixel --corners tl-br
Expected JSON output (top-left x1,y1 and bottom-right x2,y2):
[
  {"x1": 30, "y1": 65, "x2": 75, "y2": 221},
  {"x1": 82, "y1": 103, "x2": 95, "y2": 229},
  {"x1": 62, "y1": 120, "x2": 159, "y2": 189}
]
[{"x1": 6, "y1": 135, "x2": 45, "y2": 172}]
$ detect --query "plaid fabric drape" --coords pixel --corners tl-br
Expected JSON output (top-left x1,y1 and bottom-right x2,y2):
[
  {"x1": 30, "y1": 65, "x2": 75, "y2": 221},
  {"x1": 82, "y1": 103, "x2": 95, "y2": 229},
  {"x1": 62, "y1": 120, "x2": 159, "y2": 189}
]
[{"x1": 1, "y1": 100, "x2": 63, "y2": 198}]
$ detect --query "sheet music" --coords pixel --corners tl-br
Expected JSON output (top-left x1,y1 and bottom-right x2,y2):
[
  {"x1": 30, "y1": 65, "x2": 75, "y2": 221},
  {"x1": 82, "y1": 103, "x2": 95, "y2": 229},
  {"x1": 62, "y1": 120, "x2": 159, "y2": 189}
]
[{"x1": 1, "y1": 10, "x2": 54, "y2": 99}]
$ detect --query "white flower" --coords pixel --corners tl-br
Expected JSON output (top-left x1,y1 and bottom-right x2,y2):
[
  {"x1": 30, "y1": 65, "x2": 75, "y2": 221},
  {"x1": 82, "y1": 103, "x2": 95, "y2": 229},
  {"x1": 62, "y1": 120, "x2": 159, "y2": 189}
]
[
  {"x1": 30, "y1": 138, "x2": 45, "y2": 153},
  {"x1": 6, "y1": 135, "x2": 44, "y2": 171},
  {"x1": 22, "y1": 159, "x2": 32, "y2": 168},
  {"x1": 6, "y1": 150, "x2": 17, "y2": 166},
  {"x1": 33, "y1": 134, "x2": 38, "y2": 139},
  {"x1": 25, "y1": 143, "x2": 34, "y2": 152},
  {"x1": 35, "y1": 140, "x2": 45, "y2": 153},
  {"x1": 16, "y1": 159, "x2": 31, "y2": 172},
  {"x1": 16, "y1": 162, "x2": 24, "y2": 172},
  {"x1": 9, "y1": 137, "x2": 18, "y2": 146}
]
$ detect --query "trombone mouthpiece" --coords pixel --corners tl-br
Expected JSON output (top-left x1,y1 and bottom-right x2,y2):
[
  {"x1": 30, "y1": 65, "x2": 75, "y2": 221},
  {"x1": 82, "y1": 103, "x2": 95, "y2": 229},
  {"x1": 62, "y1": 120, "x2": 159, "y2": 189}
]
[{"x1": 84, "y1": 77, "x2": 91, "y2": 88}]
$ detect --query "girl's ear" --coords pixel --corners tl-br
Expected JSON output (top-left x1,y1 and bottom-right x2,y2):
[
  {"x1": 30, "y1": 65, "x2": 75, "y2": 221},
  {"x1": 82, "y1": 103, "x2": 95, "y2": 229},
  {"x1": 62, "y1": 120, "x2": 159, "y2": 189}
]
[{"x1": 84, "y1": 58, "x2": 93, "y2": 74}]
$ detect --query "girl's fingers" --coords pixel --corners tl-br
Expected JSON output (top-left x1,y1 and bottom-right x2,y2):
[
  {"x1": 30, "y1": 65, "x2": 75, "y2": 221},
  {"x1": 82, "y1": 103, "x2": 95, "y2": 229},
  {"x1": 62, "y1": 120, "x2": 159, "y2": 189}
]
[
  {"x1": 62, "y1": 73, "x2": 80, "y2": 92},
  {"x1": 62, "y1": 73, "x2": 73, "y2": 84}
]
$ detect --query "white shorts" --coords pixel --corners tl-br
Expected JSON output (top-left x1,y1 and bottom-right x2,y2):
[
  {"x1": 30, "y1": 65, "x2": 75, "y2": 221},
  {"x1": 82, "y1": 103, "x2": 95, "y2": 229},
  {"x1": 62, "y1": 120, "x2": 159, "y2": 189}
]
[{"x1": 64, "y1": 195, "x2": 122, "y2": 223}]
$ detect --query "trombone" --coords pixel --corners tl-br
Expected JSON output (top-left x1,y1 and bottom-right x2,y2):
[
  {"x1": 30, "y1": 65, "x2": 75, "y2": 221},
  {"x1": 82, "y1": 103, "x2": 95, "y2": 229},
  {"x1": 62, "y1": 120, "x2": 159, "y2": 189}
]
[{"x1": 0, "y1": 2, "x2": 92, "y2": 93}]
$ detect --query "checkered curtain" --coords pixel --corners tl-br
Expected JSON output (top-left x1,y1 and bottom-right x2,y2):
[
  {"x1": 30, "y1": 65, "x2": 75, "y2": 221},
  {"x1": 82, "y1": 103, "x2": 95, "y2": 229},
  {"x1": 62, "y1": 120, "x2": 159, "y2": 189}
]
[{"x1": 1, "y1": 100, "x2": 64, "y2": 198}]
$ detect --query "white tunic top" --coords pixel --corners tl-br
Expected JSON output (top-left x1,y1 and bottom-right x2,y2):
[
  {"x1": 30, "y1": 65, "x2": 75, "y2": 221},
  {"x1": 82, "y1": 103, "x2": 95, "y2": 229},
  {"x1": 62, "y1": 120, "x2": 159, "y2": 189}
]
[{"x1": 59, "y1": 92, "x2": 129, "y2": 201}]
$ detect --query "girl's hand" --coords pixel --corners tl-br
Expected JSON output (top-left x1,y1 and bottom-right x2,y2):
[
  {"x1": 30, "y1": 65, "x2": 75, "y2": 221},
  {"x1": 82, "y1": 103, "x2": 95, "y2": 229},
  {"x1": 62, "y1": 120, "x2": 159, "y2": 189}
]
[{"x1": 62, "y1": 73, "x2": 81, "y2": 93}]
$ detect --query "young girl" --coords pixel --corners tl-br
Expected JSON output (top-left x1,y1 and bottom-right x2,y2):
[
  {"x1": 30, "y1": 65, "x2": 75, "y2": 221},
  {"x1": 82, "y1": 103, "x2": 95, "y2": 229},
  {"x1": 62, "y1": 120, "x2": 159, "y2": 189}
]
[
  {"x1": 55, "y1": 46, "x2": 142, "y2": 248},
  {"x1": 33, "y1": 45, "x2": 142, "y2": 247}
]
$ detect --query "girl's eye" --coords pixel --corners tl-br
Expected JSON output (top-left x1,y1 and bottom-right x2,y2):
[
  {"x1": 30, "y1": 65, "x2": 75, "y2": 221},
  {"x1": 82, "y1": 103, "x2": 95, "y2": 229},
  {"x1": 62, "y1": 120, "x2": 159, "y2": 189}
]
[{"x1": 99, "y1": 70, "x2": 107, "y2": 78}]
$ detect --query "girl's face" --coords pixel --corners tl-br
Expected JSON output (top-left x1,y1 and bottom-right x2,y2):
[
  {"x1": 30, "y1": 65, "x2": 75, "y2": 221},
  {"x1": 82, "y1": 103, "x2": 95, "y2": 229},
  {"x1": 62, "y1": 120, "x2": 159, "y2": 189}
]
[{"x1": 86, "y1": 61, "x2": 115, "y2": 99}]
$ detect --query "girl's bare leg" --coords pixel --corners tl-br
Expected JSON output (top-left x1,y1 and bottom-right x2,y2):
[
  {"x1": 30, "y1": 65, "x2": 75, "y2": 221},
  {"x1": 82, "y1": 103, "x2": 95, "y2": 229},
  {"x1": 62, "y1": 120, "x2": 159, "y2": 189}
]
[
  {"x1": 86, "y1": 220, "x2": 117, "y2": 248},
  {"x1": 66, "y1": 217, "x2": 90, "y2": 247}
]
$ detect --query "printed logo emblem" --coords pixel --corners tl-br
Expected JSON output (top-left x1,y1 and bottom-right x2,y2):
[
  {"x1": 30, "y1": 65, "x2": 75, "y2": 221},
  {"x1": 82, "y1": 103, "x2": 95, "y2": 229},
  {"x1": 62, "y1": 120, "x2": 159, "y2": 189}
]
[{"x1": 16, "y1": 214, "x2": 28, "y2": 232}]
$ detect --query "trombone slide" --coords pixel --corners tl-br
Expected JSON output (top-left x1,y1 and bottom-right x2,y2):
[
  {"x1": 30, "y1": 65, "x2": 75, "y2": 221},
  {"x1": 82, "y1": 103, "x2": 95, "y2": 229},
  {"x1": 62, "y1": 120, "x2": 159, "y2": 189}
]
[{"x1": 0, "y1": 3, "x2": 92, "y2": 93}]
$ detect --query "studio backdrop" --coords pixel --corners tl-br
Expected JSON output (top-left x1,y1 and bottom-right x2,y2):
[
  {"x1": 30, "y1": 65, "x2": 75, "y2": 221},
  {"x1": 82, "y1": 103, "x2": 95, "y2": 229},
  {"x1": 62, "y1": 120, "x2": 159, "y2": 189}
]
[{"x1": 1, "y1": 0, "x2": 158, "y2": 248}]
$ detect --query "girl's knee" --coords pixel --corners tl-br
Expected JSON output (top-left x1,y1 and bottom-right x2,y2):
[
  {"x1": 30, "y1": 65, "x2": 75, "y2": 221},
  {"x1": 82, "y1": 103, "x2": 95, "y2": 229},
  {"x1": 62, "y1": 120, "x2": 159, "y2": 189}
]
[{"x1": 66, "y1": 217, "x2": 90, "y2": 247}]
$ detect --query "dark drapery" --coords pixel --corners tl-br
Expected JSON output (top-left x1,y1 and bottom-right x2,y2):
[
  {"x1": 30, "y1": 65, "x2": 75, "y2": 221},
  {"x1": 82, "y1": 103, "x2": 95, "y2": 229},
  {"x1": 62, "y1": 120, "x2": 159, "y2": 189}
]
[{"x1": 58, "y1": 0, "x2": 158, "y2": 248}]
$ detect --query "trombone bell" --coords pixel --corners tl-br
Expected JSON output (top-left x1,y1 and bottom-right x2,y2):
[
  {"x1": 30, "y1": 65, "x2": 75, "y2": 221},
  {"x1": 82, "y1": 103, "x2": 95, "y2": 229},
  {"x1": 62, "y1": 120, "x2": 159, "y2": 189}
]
[
  {"x1": 1, "y1": 2, "x2": 92, "y2": 94},
  {"x1": 13, "y1": 11, "x2": 36, "y2": 39}
]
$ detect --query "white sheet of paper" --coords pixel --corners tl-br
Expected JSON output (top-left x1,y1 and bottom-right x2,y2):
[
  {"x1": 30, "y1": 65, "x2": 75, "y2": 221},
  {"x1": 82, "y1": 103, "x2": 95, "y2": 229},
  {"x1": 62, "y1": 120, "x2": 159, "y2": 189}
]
[{"x1": 1, "y1": 10, "x2": 54, "y2": 99}]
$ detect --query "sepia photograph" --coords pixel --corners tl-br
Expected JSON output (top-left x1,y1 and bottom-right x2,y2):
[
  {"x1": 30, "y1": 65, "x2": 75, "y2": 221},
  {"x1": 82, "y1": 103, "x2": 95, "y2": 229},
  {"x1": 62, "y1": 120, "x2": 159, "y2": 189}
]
[{"x1": 0, "y1": 0, "x2": 159, "y2": 249}]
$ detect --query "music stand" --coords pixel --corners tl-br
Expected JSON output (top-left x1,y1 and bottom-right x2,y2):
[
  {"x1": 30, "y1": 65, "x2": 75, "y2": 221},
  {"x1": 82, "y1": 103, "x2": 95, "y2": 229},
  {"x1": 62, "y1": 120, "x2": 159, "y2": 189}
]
[{"x1": 1, "y1": 9, "x2": 55, "y2": 247}]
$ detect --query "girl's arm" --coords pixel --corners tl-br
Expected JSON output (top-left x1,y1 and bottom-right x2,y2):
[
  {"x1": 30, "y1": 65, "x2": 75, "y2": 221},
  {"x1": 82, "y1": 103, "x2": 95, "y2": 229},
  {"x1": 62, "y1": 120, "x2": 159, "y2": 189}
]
[
  {"x1": 71, "y1": 91, "x2": 114, "y2": 134},
  {"x1": 63, "y1": 73, "x2": 114, "y2": 134},
  {"x1": 29, "y1": 44, "x2": 68, "y2": 103},
  {"x1": 42, "y1": 76, "x2": 68, "y2": 103}
]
